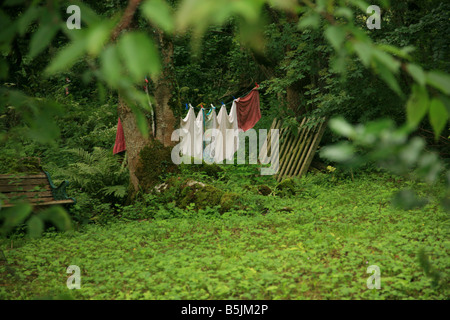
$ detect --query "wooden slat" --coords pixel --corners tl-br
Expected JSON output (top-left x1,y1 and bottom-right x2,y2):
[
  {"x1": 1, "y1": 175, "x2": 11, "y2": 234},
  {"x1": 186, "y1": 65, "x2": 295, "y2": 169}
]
[
  {"x1": 1, "y1": 178, "x2": 49, "y2": 186},
  {"x1": 259, "y1": 118, "x2": 278, "y2": 164},
  {"x1": 277, "y1": 117, "x2": 307, "y2": 179},
  {"x1": 4, "y1": 191, "x2": 53, "y2": 198},
  {"x1": 273, "y1": 116, "x2": 327, "y2": 181},
  {"x1": 290, "y1": 121, "x2": 320, "y2": 178},
  {"x1": 278, "y1": 128, "x2": 294, "y2": 171},
  {"x1": 0, "y1": 184, "x2": 51, "y2": 193},
  {"x1": 5, "y1": 195, "x2": 54, "y2": 201},
  {"x1": 1, "y1": 199, "x2": 74, "y2": 208},
  {"x1": 299, "y1": 118, "x2": 327, "y2": 177},
  {"x1": 281, "y1": 120, "x2": 314, "y2": 180},
  {"x1": 0, "y1": 173, "x2": 47, "y2": 179}
]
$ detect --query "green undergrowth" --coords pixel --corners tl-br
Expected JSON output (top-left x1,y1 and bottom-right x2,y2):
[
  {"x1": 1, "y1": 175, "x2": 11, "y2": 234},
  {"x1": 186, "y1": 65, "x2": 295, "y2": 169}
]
[{"x1": 0, "y1": 171, "x2": 448, "y2": 300}]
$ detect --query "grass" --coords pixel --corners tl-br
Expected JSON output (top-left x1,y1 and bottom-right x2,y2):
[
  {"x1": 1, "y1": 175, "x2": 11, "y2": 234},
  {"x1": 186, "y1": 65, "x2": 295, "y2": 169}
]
[{"x1": 0, "y1": 170, "x2": 448, "y2": 300}]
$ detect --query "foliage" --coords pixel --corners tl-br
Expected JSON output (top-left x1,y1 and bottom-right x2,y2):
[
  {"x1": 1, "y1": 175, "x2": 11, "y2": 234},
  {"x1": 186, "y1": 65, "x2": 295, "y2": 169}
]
[
  {"x1": 49, "y1": 147, "x2": 129, "y2": 203},
  {"x1": 0, "y1": 0, "x2": 449, "y2": 300},
  {"x1": 320, "y1": 117, "x2": 449, "y2": 212},
  {"x1": 1, "y1": 173, "x2": 448, "y2": 299}
]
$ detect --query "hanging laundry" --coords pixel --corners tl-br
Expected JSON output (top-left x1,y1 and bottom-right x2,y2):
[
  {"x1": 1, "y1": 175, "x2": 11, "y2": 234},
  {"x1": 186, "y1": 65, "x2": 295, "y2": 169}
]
[
  {"x1": 179, "y1": 106, "x2": 204, "y2": 160},
  {"x1": 179, "y1": 106, "x2": 194, "y2": 158},
  {"x1": 113, "y1": 117, "x2": 126, "y2": 154},
  {"x1": 215, "y1": 101, "x2": 239, "y2": 163},
  {"x1": 203, "y1": 106, "x2": 218, "y2": 163},
  {"x1": 194, "y1": 108, "x2": 204, "y2": 159},
  {"x1": 235, "y1": 84, "x2": 261, "y2": 132}
]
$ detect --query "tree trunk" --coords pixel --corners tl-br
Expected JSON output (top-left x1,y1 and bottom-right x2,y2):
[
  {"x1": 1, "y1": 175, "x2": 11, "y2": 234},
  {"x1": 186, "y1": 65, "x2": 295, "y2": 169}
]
[
  {"x1": 153, "y1": 29, "x2": 177, "y2": 148},
  {"x1": 117, "y1": 98, "x2": 150, "y2": 192},
  {"x1": 118, "y1": 29, "x2": 177, "y2": 193}
]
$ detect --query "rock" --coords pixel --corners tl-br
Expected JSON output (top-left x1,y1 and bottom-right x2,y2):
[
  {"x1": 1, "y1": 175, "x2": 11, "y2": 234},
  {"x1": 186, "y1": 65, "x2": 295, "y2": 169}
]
[
  {"x1": 257, "y1": 185, "x2": 272, "y2": 196},
  {"x1": 275, "y1": 178, "x2": 296, "y2": 197},
  {"x1": 178, "y1": 183, "x2": 224, "y2": 210},
  {"x1": 219, "y1": 192, "x2": 242, "y2": 213}
]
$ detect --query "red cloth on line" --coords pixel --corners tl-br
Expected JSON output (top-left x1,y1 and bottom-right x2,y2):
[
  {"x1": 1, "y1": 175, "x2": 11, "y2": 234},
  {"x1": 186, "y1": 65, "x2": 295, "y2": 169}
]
[
  {"x1": 113, "y1": 117, "x2": 126, "y2": 154},
  {"x1": 236, "y1": 85, "x2": 261, "y2": 132}
]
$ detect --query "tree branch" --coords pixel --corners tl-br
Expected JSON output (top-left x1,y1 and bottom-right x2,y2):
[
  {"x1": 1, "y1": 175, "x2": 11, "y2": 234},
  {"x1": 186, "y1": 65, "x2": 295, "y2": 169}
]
[{"x1": 111, "y1": 0, "x2": 143, "y2": 41}]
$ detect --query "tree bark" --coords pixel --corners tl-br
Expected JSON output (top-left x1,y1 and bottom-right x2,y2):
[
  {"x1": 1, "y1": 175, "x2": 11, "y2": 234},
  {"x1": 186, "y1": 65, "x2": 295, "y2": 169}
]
[
  {"x1": 153, "y1": 29, "x2": 177, "y2": 148},
  {"x1": 118, "y1": 29, "x2": 177, "y2": 193},
  {"x1": 117, "y1": 98, "x2": 150, "y2": 192},
  {"x1": 112, "y1": 0, "x2": 177, "y2": 193}
]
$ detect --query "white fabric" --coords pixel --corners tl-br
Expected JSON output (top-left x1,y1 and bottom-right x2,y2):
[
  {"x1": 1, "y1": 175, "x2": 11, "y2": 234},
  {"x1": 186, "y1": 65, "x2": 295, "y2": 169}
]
[
  {"x1": 204, "y1": 107, "x2": 218, "y2": 163},
  {"x1": 179, "y1": 103, "x2": 239, "y2": 163},
  {"x1": 179, "y1": 106, "x2": 195, "y2": 158},
  {"x1": 179, "y1": 106, "x2": 203, "y2": 161},
  {"x1": 193, "y1": 108, "x2": 204, "y2": 160},
  {"x1": 215, "y1": 101, "x2": 239, "y2": 163}
]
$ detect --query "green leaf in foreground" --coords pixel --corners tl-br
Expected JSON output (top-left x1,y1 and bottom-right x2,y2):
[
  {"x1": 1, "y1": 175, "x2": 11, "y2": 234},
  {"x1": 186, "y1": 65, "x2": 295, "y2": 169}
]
[
  {"x1": 0, "y1": 203, "x2": 32, "y2": 236},
  {"x1": 325, "y1": 25, "x2": 346, "y2": 51},
  {"x1": 45, "y1": 39, "x2": 87, "y2": 74},
  {"x1": 426, "y1": 71, "x2": 450, "y2": 95},
  {"x1": 406, "y1": 63, "x2": 425, "y2": 87},
  {"x1": 101, "y1": 45, "x2": 122, "y2": 86},
  {"x1": 29, "y1": 22, "x2": 59, "y2": 59},
  {"x1": 406, "y1": 84, "x2": 429, "y2": 129},
  {"x1": 428, "y1": 98, "x2": 448, "y2": 140},
  {"x1": 27, "y1": 215, "x2": 44, "y2": 239},
  {"x1": 118, "y1": 32, "x2": 161, "y2": 81},
  {"x1": 320, "y1": 142, "x2": 355, "y2": 162},
  {"x1": 38, "y1": 206, "x2": 72, "y2": 232},
  {"x1": 141, "y1": 0, "x2": 174, "y2": 33}
]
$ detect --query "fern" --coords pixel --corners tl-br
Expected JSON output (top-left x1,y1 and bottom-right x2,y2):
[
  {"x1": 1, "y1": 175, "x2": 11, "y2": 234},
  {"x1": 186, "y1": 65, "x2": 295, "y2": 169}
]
[
  {"x1": 101, "y1": 185, "x2": 128, "y2": 199},
  {"x1": 49, "y1": 147, "x2": 129, "y2": 203}
]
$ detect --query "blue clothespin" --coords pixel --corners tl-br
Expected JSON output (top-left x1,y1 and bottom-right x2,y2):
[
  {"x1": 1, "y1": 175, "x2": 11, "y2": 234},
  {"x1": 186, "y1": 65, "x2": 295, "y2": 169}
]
[
  {"x1": 232, "y1": 96, "x2": 236, "y2": 100},
  {"x1": 221, "y1": 101, "x2": 225, "y2": 106},
  {"x1": 185, "y1": 103, "x2": 188, "y2": 110}
]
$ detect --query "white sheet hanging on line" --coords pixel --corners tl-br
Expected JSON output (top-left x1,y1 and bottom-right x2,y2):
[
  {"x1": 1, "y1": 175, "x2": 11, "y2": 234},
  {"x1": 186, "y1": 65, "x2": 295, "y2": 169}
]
[
  {"x1": 215, "y1": 100, "x2": 239, "y2": 163},
  {"x1": 179, "y1": 105, "x2": 203, "y2": 161},
  {"x1": 204, "y1": 106, "x2": 218, "y2": 163},
  {"x1": 193, "y1": 108, "x2": 204, "y2": 160},
  {"x1": 179, "y1": 106, "x2": 195, "y2": 158},
  {"x1": 179, "y1": 103, "x2": 239, "y2": 164}
]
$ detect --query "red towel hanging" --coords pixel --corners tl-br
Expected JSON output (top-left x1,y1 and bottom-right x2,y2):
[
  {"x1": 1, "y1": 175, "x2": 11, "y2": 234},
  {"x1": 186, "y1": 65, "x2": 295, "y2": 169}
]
[
  {"x1": 236, "y1": 84, "x2": 261, "y2": 132},
  {"x1": 113, "y1": 117, "x2": 126, "y2": 154}
]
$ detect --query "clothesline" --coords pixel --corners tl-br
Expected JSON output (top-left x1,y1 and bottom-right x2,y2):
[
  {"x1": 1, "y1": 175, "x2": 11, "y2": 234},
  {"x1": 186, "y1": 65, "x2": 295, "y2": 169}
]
[
  {"x1": 183, "y1": 83, "x2": 260, "y2": 113},
  {"x1": 113, "y1": 80, "x2": 261, "y2": 156}
]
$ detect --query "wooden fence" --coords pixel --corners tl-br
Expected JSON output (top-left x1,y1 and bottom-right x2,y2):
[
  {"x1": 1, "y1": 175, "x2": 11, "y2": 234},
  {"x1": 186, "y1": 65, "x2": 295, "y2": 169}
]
[{"x1": 260, "y1": 117, "x2": 327, "y2": 181}]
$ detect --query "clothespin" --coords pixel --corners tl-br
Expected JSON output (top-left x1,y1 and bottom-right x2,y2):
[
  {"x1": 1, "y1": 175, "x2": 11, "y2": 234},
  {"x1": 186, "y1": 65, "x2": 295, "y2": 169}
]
[
  {"x1": 221, "y1": 101, "x2": 225, "y2": 106},
  {"x1": 185, "y1": 103, "x2": 188, "y2": 110},
  {"x1": 145, "y1": 77, "x2": 149, "y2": 83},
  {"x1": 210, "y1": 104, "x2": 215, "y2": 109}
]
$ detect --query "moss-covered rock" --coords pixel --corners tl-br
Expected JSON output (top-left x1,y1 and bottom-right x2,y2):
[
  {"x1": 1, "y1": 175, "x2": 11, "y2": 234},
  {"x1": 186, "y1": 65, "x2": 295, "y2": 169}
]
[
  {"x1": 257, "y1": 185, "x2": 272, "y2": 196},
  {"x1": 154, "y1": 175, "x2": 244, "y2": 213},
  {"x1": 275, "y1": 178, "x2": 296, "y2": 197},
  {"x1": 177, "y1": 182, "x2": 224, "y2": 210},
  {"x1": 219, "y1": 192, "x2": 242, "y2": 213},
  {"x1": 181, "y1": 160, "x2": 224, "y2": 179},
  {"x1": 135, "y1": 140, "x2": 180, "y2": 193}
]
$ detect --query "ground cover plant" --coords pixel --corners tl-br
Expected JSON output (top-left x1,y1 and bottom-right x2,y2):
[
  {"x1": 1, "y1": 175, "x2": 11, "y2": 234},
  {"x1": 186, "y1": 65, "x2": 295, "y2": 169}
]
[
  {"x1": 1, "y1": 0, "x2": 449, "y2": 302},
  {"x1": 0, "y1": 169, "x2": 448, "y2": 300}
]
